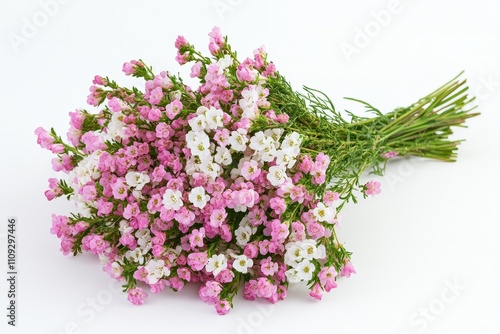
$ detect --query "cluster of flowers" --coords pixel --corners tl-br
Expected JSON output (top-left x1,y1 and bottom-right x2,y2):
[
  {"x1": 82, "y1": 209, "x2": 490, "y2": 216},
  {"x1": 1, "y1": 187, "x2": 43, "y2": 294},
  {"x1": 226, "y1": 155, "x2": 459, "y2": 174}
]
[{"x1": 36, "y1": 27, "x2": 381, "y2": 314}]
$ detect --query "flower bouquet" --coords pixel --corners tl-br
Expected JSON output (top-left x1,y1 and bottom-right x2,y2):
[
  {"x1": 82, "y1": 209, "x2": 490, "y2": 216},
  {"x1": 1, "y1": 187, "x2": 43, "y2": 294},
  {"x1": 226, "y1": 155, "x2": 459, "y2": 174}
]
[{"x1": 36, "y1": 27, "x2": 477, "y2": 314}]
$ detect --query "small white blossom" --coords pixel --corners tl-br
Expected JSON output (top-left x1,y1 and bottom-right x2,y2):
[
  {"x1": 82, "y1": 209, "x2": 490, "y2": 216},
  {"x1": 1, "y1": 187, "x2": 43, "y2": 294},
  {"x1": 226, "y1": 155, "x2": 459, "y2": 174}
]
[
  {"x1": 188, "y1": 186, "x2": 210, "y2": 209},
  {"x1": 199, "y1": 160, "x2": 221, "y2": 180},
  {"x1": 205, "y1": 107, "x2": 224, "y2": 130},
  {"x1": 267, "y1": 165, "x2": 287, "y2": 187},
  {"x1": 188, "y1": 114, "x2": 208, "y2": 132},
  {"x1": 313, "y1": 202, "x2": 335, "y2": 223},
  {"x1": 162, "y1": 189, "x2": 183, "y2": 211},
  {"x1": 249, "y1": 131, "x2": 271, "y2": 151},
  {"x1": 125, "y1": 171, "x2": 150, "y2": 190},
  {"x1": 205, "y1": 254, "x2": 228, "y2": 277},
  {"x1": 275, "y1": 148, "x2": 297, "y2": 169},
  {"x1": 145, "y1": 259, "x2": 170, "y2": 285},
  {"x1": 285, "y1": 269, "x2": 301, "y2": 284},
  {"x1": 229, "y1": 129, "x2": 248, "y2": 151},
  {"x1": 235, "y1": 225, "x2": 253, "y2": 247},
  {"x1": 295, "y1": 260, "x2": 315, "y2": 281},
  {"x1": 232, "y1": 254, "x2": 253, "y2": 274},
  {"x1": 217, "y1": 55, "x2": 234, "y2": 69},
  {"x1": 214, "y1": 146, "x2": 232, "y2": 166}
]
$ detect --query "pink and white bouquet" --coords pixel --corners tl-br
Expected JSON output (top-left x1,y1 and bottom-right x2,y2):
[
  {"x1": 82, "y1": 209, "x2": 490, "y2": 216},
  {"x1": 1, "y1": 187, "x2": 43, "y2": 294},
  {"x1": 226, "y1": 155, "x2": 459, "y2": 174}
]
[{"x1": 36, "y1": 27, "x2": 477, "y2": 314}]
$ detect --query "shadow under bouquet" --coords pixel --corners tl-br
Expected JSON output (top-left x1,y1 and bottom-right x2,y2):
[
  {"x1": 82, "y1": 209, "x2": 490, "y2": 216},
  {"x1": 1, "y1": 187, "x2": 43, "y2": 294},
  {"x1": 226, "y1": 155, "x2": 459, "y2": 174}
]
[{"x1": 36, "y1": 27, "x2": 477, "y2": 314}]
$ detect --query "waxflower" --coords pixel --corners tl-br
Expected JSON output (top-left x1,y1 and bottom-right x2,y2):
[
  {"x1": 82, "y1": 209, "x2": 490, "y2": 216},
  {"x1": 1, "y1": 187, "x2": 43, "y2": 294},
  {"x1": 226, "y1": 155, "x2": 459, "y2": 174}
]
[{"x1": 37, "y1": 27, "x2": 477, "y2": 315}]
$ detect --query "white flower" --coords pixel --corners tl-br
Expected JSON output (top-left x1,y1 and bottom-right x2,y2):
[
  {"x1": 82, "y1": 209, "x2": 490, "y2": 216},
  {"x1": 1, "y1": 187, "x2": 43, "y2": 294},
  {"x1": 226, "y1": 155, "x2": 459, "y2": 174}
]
[
  {"x1": 106, "y1": 112, "x2": 126, "y2": 140},
  {"x1": 275, "y1": 148, "x2": 297, "y2": 169},
  {"x1": 314, "y1": 244, "x2": 326, "y2": 260},
  {"x1": 285, "y1": 268, "x2": 301, "y2": 284},
  {"x1": 295, "y1": 260, "x2": 315, "y2": 281},
  {"x1": 135, "y1": 230, "x2": 152, "y2": 253},
  {"x1": 188, "y1": 114, "x2": 208, "y2": 132},
  {"x1": 162, "y1": 189, "x2": 183, "y2": 211},
  {"x1": 232, "y1": 254, "x2": 253, "y2": 274},
  {"x1": 145, "y1": 259, "x2": 170, "y2": 285},
  {"x1": 205, "y1": 107, "x2": 224, "y2": 130},
  {"x1": 267, "y1": 165, "x2": 287, "y2": 187},
  {"x1": 189, "y1": 137, "x2": 211, "y2": 158},
  {"x1": 235, "y1": 225, "x2": 253, "y2": 247},
  {"x1": 264, "y1": 128, "x2": 284, "y2": 143},
  {"x1": 214, "y1": 146, "x2": 232, "y2": 166},
  {"x1": 312, "y1": 202, "x2": 335, "y2": 223},
  {"x1": 259, "y1": 143, "x2": 277, "y2": 162},
  {"x1": 281, "y1": 132, "x2": 302, "y2": 152},
  {"x1": 110, "y1": 262, "x2": 123, "y2": 278},
  {"x1": 126, "y1": 248, "x2": 144, "y2": 264},
  {"x1": 249, "y1": 131, "x2": 271, "y2": 151},
  {"x1": 229, "y1": 129, "x2": 248, "y2": 151},
  {"x1": 301, "y1": 239, "x2": 317, "y2": 261},
  {"x1": 196, "y1": 105, "x2": 209, "y2": 116},
  {"x1": 284, "y1": 243, "x2": 305, "y2": 267},
  {"x1": 239, "y1": 87, "x2": 259, "y2": 119},
  {"x1": 188, "y1": 186, "x2": 210, "y2": 209},
  {"x1": 217, "y1": 55, "x2": 233, "y2": 69},
  {"x1": 199, "y1": 160, "x2": 221, "y2": 180},
  {"x1": 125, "y1": 171, "x2": 150, "y2": 190},
  {"x1": 205, "y1": 254, "x2": 228, "y2": 277}
]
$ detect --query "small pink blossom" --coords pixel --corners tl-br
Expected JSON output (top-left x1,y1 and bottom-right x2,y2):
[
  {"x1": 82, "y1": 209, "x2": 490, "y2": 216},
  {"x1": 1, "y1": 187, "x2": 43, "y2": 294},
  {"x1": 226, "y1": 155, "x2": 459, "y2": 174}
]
[
  {"x1": 215, "y1": 299, "x2": 231, "y2": 315},
  {"x1": 364, "y1": 180, "x2": 381, "y2": 196},
  {"x1": 127, "y1": 287, "x2": 148, "y2": 305}
]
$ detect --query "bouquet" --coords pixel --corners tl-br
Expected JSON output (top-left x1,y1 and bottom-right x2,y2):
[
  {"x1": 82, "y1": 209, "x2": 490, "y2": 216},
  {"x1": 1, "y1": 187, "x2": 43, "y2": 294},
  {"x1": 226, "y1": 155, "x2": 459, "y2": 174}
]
[{"x1": 36, "y1": 27, "x2": 477, "y2": 314}]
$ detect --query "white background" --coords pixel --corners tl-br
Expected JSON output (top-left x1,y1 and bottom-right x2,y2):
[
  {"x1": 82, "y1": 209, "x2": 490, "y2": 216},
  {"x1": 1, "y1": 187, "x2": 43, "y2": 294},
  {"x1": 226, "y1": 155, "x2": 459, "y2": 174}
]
[{"x1": 1, "y1": 0, "x2": 499, "y2": 333}]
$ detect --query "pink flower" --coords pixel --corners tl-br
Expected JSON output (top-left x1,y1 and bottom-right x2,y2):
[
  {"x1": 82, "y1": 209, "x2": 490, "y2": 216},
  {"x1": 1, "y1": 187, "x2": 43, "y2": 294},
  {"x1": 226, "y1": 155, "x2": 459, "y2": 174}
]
[
  {"x1": 190, "y1": 61, "x2": 203, "y2": 78},
  {"x1": 381, "y1": 151, "x2": 399, "y2": 159},
  {"x1": 83, "y1": 235, "x2": 110, "y2": 255},
  {"x1": 122, "y1": 60, "x2": 144, "y2": 76},
  {"x1": 168, "y1": 277, "x2": 184, "y2": 292},
  {"x1": 298, "y1": 155, "x2": 314, "y2": 173},
  {"x1": 34, "y1": 127, "x2": 55, "y2": 149},
  {"x1": 189, "y1": 228, "x2": 205, "y2": 249},
  {"x1": 215, "y1": 299, "x2": 231, "y2": 315},
  {"x1": 243, "y1": 243, "x2": 258, "y2": 258},
  {"x1": 80, "y1": 182, "x2": 97, "y2": 201},
  {"x1": 241, "y1": 160, "x2": 261, "y2": 181},
  {"x1": 151, "y1": 280, "x2": 167, "y2": 293},
  {"x1": 199, "y1": 281, "x2": 222, "y2": 305},
  {"x1": 44, "y1": 178, "x2": 62, "y2": 201},
  {"x1": 187, "y1": 252, "x2": 208, "y2": 271},
  {"x1": 257, "y1": 277, "x2": 277, "y2": 298},
  {"x1": 364, "y1": 180, "x2": 381, "y2": 196},
  {"x1": 209, "y1": 208, "x2": 227, "y2": 228},
  {"x1": 341, "y1": 261, "x2": 356, "y2": 278},
  {"x1": 260, "y1": 257, "x2": 278, "y2": 276},
  {"x1": 123, "y1": 202, "x2": 140, "y2": 219},
  {"x1": 309, "y1": 283, "x2": 323, "y2": 301},
  {"x1": 165, "y1": 99, "x2": 183, "y2": 120},
  {"x1": 111, "y1": 178, "x2": 128, "y2": 200},
  {"x1": 119, "y1": 233, "x2": 137, "y2": 249},
  {"x1": 175, "y1": 35, "x2": 189, "y2": 49},
  {"x1": 127, "y1": 287, "x2": 148, "y2": 305},
  {"x1": 50, "y1": 214, "x2": 70, "y2": 238},
  {"x1": 148, "y1": 86, "x2": 164, "y2": 105},
  {"x1": 270, "y1": 221, "x2": 289, "y2": 243},
  {"x1": 269, "y1": 197, "x2": 286, "y2": 215},
  {"x1": 306, "y1": 222, "x2": 325, "y2": 240},
  {"x1": 323, "y1": 190, "x2": 339, "y2": 206},
  {"x1": 214, "y1": 269, "x2": 234, "y2": 284}
]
